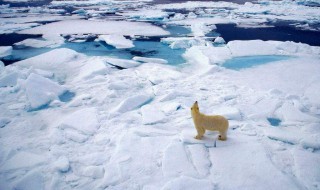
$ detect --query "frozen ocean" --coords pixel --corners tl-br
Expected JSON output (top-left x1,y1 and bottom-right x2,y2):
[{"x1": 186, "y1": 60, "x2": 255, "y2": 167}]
[{"x1": 0, "y1": 0, "x2": 320, "y2": 189}]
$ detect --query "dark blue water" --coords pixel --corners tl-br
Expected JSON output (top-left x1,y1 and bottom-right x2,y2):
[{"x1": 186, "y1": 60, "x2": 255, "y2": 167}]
[
  {"x1": 0, "y1": 33, "x2": 42, "y2": 46},
  {"x1": 222, "y1": 55, "x2": 291, "y2": 70},
  {"x1": 216, "y1": 23, "x2": 320, "y2": 46}
]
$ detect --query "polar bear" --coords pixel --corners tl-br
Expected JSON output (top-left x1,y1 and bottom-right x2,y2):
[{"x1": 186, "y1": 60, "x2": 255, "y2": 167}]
[{"x1": 191, "y1": 101, "x2": 229, "y2": 141}]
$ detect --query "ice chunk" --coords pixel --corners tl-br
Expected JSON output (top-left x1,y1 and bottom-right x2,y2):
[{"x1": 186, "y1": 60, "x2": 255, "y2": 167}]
[
  {"x1": 141, "y1": 104, "x2": 166, "y2": 125},
  {"x1": 161, "y1": 37, "x2": 206, "y2": 49},
  {"x1": 16, "y1": 48, "x2": 82, "y2": 71},
  {"x1": 59, "y1": 108, "x2": 99, "y2": 135},
  {"x1": 214, "y1": 36, "x2": 225, "y2": 44},
  {"x1": 25, "y1": 73, "x2": 66, "y2": 109},
  {"x1": 121, "y1": 9, "x2": 170, "y2": 20},
  {"x1": 105, "y1": 57, "x2": 141, "y2": 69},
  {"x1": 0, "y1": 71, "x2": 19, "y2": 87},
  {"x1": 170, "y1": 13, "x2": 185, "y2": 21},
  {"x1": 0, "y1": 60, "x2": 4, "y2": 70},
  {"x1": 136, "y1": 63, "x2": 182, "y2": 85},
  {"x1": 74, "y1": 58, "x2": 108, "y2": 81},
  {"x1": 183, "y1": 45, "x2": 232, "y2": 67},
  {"x1": 0, "y1": 46, "x2": 12, "y2": 58},
  {"x1": 1, "y1": 151, "x2": 46, "y2": 171},
  {"x1": 276, "y1": 102, "x2": 318, "y2": 123},
  {"x1": 14, "y1": 170, "x2": 44, "y2": 190},
  {"x1": 99, "y1": 34, "x2": 134, "y2": 49},
  {"x1": 54, "y1": 156, "x2": 70, "y2": 173},
  {"x1": 190, "y1": 23, "x2": 216, "y2": 37},
  {"x1": 187, "y1": 12, "x2": 197, "y2": 19},
  {"x1": 19, "y1": 20, "x2": 170, "y2": 37},
  {"x1": 113, "y1": 94, "x2": 153, "y2": 113},
  {"x1": 14, "y1": 38, "x2": 62, "y2": 48},
  {"x1": 227, "y1": 40, "x2": 278, "y2": 56},
  {"x1": 133, "y1": 56, "x2": 168, "y2": 64},
  {"x1": 162, "y1": 176, "x2": 213, "y2": 190}
]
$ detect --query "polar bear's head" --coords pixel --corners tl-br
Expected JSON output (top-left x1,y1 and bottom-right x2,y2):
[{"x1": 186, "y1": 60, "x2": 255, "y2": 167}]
[{"x1": 191, "y1": 101, "x2": 199, "y2": 113}]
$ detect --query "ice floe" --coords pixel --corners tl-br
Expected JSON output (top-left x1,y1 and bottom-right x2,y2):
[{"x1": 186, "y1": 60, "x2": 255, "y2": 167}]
[
  {"x1": 0, "y1": 46, "x2": 12, "y2": 58},
  {"x1": 19, "y1": 20, "x2": 170, "y2": 36},
  {"x1": 99, "y1": 34, "x2": 134, "y2": 49}
]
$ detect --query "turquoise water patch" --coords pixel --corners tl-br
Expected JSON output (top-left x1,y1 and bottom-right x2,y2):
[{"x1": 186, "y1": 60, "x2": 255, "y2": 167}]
[
  {"x1": 132, "y1": 40, "x2": 185, "y2": 65},
  {"x1": 164, "y1": 25, "x2": 191, "y2": 37},
  {"x1": 222, "y1": 55, "x2": 291, "y2": 70},
  {"x1": 267, "y1": 117, "x2": 281, "y2": 126}
]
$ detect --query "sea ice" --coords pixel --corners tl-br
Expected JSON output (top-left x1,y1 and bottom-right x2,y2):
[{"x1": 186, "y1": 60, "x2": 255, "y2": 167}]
[
  {"x1": 162, "y1": 176, "x2": 214, "y2": 190},
  {"x1": 19, "y1": 20, "x2": 170, "y2": 36},
  {"x1": 0, "y1": 72, "x2": 19, "y2": 87},
  {"x1": 190, "y1": 22, "x2": 216, "y2": 37},
  {"x1": 14, "y1": 38, "x2": 62, "y2": 48},
  {"x1": 0, "y1": 117, "x2": 11, "y2": 128},
  {"x1": 14, "y1": 170, "x2": 44, "y2": 190},
  {"x1": 99, "y1": 34, "x2": 134, "y2": 49},
  {"x1": 113, "y1": 94, "x2": 153, "y2": 113},
  {"x1": 1, "y1": 151, "x2": 46, "y2": 171},
  {"x1": 161, "y1": 37, "x2": 207, "y2": 49},
  {"x1": 53, "y1": 156, "x2": 70, "y2": 173},
  {"x1": 0, "y1": 46, "x2": 12, "y2": 58},
  {"x1": 214, "y1": 37, "x2": 226, "y2": 44},
  {"x1": 24, "y1": 73, "x2": 66, "y2": 109},
  {"x1": 58, "y1": 107, "x2": 99, "y2": 135},
  {"x1": 162, "y1": 141, "x2": 198, "y2": 178},
  {"x1": 141, "y1": 104, "x2": 166, "y2": 125},
  {"x1": 74, "y1": 57, "x2": 108, "y2": 81}
]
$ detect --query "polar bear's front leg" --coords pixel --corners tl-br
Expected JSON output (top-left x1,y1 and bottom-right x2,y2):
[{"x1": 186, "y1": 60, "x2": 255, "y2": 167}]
[{"x1": 194, "y1": 126, "x2": 205, "y2": 140}]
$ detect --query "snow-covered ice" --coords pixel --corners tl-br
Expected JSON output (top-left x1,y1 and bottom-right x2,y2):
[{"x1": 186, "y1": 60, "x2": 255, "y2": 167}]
[
  {"x1": 0, "y1": 0, "x2": 320, "y2": 190},
  {"x1": 99, "y1": 35, "x2": 134, "y2": 49},
  {"x1": 0, "y1": 46, "x2": 12, "y2": 58},
  {"x1": 19, "y1": 20, "x2": 170, "y2": 36}
]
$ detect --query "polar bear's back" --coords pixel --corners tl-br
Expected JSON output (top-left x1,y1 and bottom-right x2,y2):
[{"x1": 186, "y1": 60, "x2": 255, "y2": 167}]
[{"x1": 201, "y1": 115, "x2": 229, "y2": 132}]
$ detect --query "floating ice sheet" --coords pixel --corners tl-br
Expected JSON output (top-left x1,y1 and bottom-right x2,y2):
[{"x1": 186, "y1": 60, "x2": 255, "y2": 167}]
[{"x1": 19, "y1": 20, "x2": 170, "y2": 36}]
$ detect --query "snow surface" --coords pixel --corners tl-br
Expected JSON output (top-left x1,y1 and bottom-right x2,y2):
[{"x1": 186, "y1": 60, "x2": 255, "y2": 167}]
[{"x1": 0, "y1": 0, "x2": 320, "y2": 190}]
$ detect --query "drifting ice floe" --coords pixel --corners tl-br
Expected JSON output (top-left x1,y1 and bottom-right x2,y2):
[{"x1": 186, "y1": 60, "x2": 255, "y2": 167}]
[
  {"x1": 19, "y1": 20, "x2": 170, "y2": 36},
  {"x1": 99, "y1": 34, "x2": 134, "y2": 49}
]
